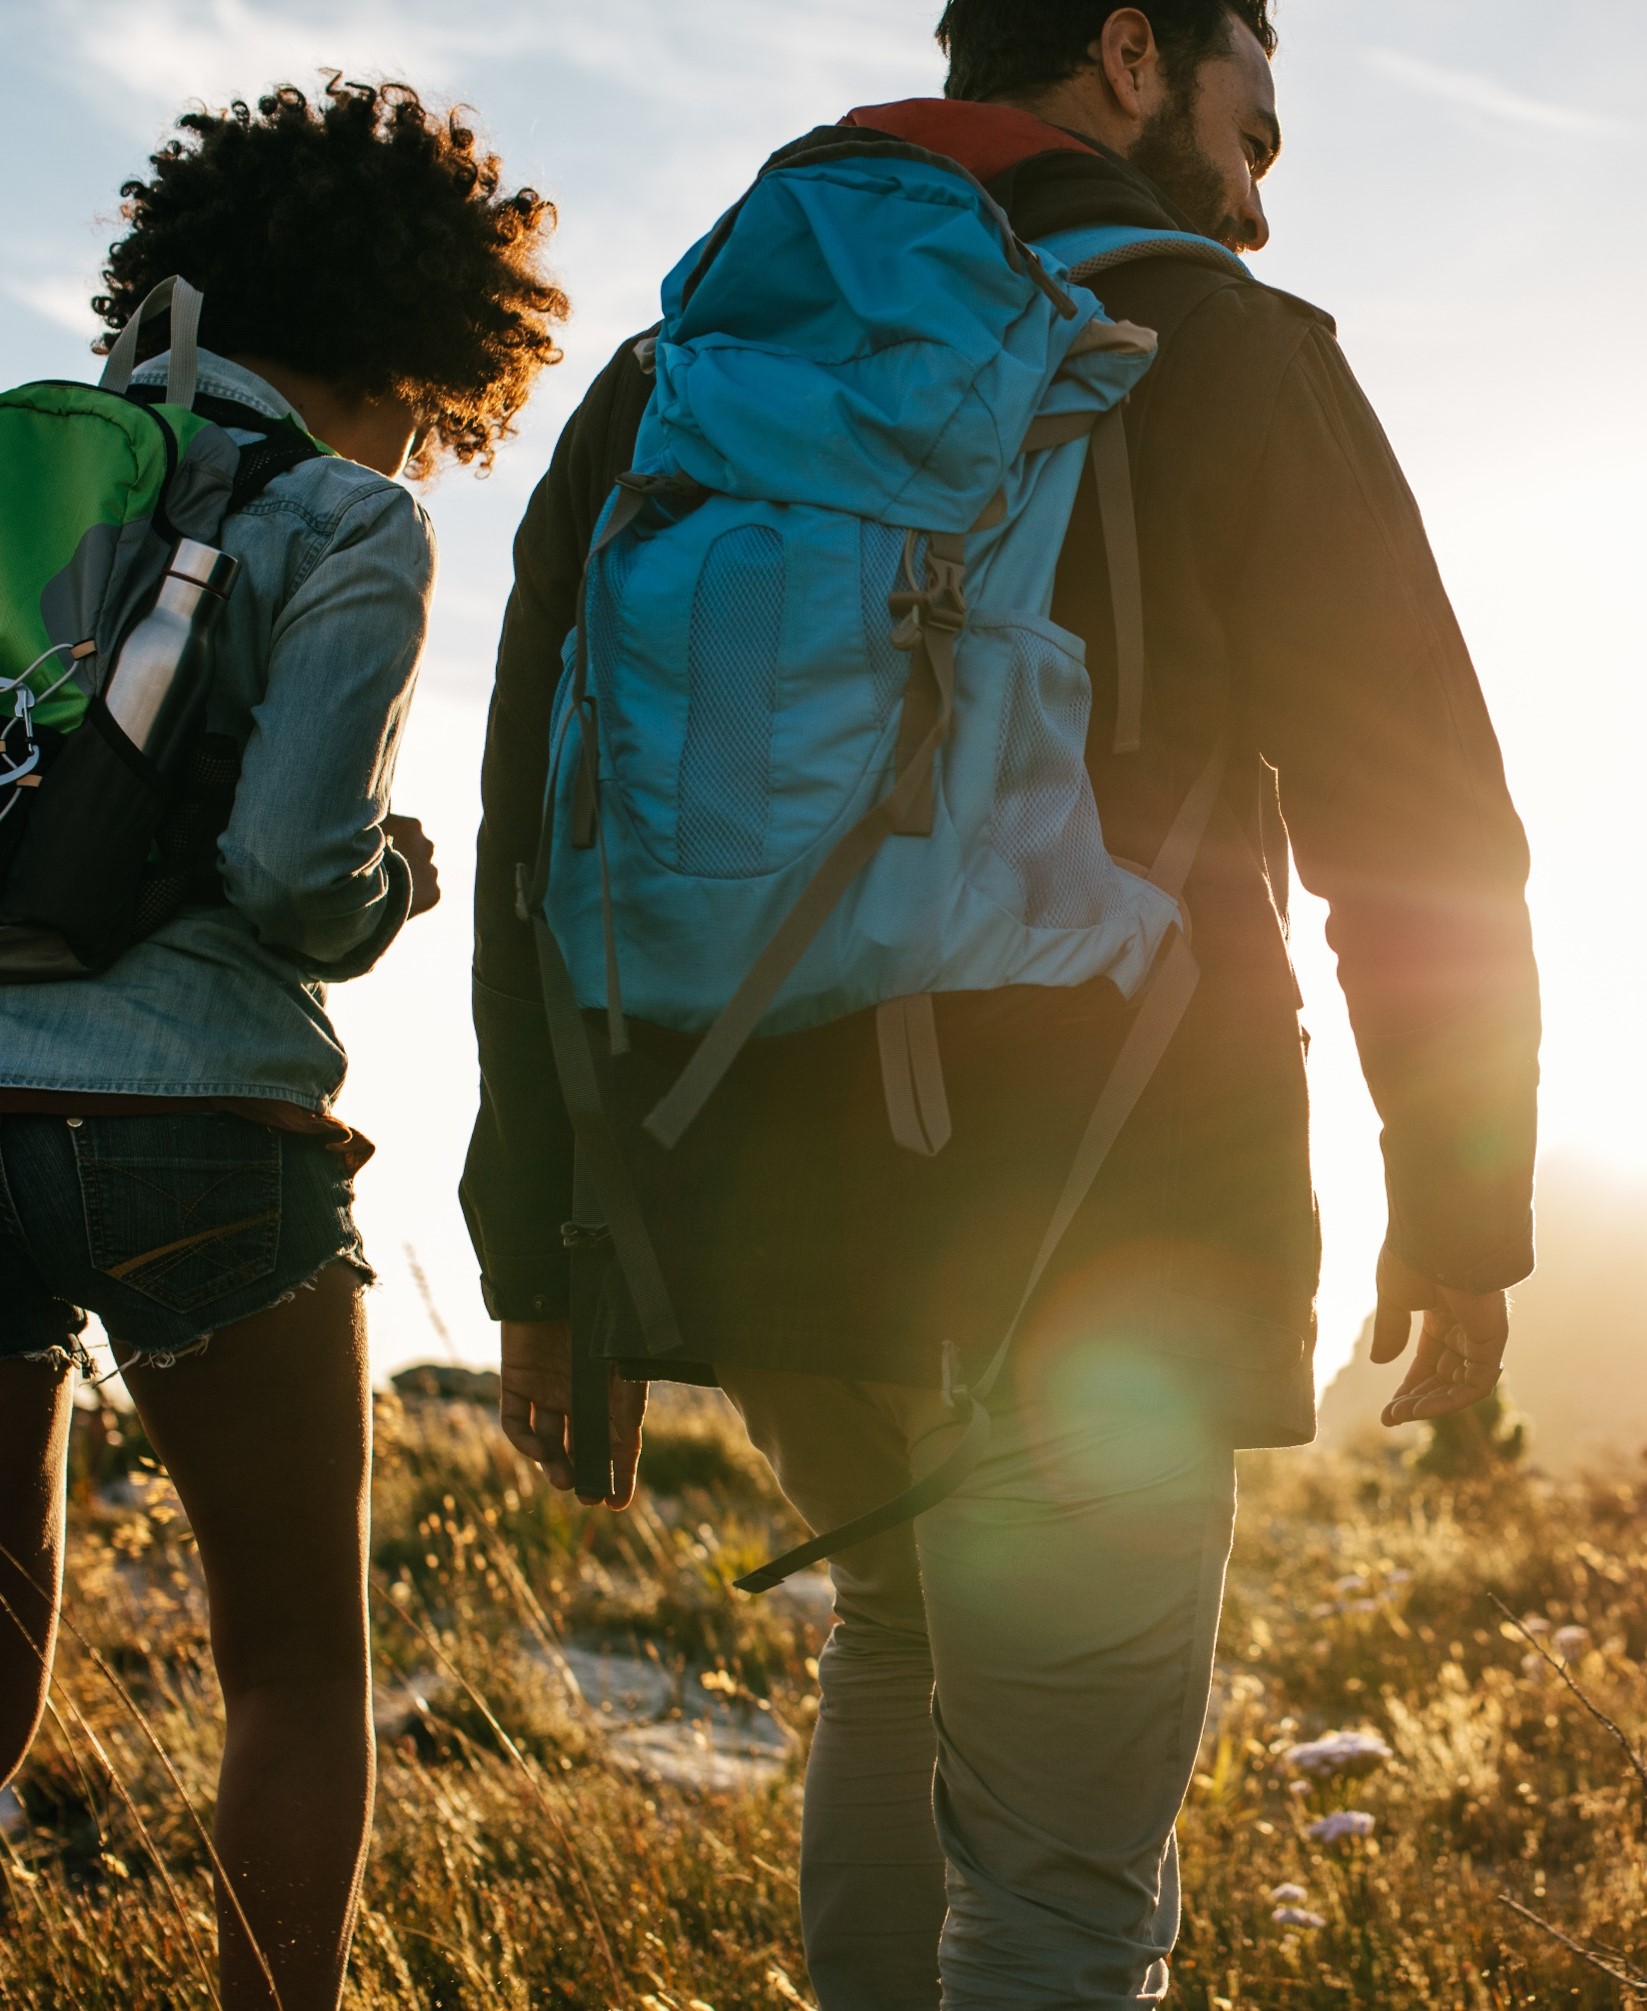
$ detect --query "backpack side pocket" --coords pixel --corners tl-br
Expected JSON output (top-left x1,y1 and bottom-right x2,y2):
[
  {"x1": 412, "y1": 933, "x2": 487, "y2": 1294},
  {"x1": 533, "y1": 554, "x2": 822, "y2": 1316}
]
[{"x1": 0, "y1": 697, "x2": 169, "y2": 973}]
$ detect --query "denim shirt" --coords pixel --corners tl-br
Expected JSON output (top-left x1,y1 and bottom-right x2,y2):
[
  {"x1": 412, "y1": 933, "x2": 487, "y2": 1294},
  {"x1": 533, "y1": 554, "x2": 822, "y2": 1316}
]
[{"x1": 0, "y1": 354, "x2": 436, "y2": 1111}]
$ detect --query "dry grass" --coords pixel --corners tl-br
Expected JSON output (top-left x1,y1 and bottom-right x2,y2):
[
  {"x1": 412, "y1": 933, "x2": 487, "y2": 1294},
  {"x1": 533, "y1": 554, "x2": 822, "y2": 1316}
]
[{"x1": 1, "y1": 1388, "x2": 1644, "y2": 2008}]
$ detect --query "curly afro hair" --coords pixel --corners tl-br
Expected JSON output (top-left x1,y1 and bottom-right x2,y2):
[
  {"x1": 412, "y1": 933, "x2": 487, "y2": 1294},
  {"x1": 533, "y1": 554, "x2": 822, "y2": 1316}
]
[{"x1": 94, "y1": 77, "x2": 567, "y2": 475}]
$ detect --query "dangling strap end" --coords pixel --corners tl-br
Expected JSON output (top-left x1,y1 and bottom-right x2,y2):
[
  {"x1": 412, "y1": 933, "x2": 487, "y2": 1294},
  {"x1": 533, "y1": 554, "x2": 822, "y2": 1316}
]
[
  {"x1": 641, "y1": 1102, "x2": 684, "y2": 1153},
  {"x1": 572, "y1": 759, "x2": 598, "y2": 851}
]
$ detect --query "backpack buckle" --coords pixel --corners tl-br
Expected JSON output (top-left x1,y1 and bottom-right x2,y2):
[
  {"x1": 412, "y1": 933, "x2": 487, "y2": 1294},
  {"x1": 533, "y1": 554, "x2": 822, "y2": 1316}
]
[
  {"x1": 921, "y1": 558, "x2": 968, "y2": 634},
  {"x1": 560, "y1": 1220, "x2": 613, "y2": 1252}
]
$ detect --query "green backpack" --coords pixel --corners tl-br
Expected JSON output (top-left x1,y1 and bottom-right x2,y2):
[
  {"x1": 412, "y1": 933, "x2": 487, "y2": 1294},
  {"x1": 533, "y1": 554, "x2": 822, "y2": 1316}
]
[{"x1": 0, "y1": 276, "x2": 322, "y2": 980}]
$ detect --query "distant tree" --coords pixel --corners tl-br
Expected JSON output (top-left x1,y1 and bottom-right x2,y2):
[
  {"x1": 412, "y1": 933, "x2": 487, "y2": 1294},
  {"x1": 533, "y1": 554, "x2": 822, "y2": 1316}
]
[{"x1": 1413, "y1": 1383, "x2": 1528, "y2": 1479}]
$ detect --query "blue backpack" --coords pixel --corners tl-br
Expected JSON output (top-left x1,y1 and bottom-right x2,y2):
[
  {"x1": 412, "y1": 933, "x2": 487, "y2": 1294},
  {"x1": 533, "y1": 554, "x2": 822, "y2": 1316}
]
[{"x1": 527, "y1": 133, "x2": 1247, "y2": 1588}]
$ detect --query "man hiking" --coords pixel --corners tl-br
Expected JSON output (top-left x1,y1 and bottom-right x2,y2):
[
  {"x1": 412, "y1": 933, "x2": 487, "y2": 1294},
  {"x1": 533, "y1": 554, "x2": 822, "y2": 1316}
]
[{"x1": 463, "y1": 3, "x2": 1540, "y2": 2002}]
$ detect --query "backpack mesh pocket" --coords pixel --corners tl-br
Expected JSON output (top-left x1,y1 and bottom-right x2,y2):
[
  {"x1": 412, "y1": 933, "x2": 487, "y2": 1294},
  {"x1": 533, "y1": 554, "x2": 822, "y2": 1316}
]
[
  {"x1": 988, "y1": 624, "x2": 1123, "y2": 932},
  {"x1": 677, "y1": 526, "x2": 784, "y2": 878}
]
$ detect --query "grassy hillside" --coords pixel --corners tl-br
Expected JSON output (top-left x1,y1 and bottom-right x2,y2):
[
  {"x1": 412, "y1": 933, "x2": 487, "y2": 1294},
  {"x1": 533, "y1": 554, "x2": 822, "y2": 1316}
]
[{"x1": 2, "y1": 1385, "x2": 1644, "y2": 2008}]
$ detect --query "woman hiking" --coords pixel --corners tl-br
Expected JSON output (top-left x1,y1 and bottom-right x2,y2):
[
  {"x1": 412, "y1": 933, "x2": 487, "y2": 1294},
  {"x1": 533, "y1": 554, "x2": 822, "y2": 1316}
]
[{"x1": 0, "y1": 79, "x2": 563, "y2": 2010}]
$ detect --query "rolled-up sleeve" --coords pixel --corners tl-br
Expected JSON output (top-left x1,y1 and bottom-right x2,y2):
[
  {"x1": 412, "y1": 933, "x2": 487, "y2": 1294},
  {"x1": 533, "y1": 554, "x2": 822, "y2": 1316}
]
[{"x1": 220, "y1": 483, "x2": 435, "y2": 980}]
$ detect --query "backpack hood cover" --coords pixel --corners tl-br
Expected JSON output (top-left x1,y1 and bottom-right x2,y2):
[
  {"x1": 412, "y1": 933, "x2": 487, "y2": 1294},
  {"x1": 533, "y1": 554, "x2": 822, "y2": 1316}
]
[{"x1": 633, "y1": 149, "x2": 1154, "y2": 534}]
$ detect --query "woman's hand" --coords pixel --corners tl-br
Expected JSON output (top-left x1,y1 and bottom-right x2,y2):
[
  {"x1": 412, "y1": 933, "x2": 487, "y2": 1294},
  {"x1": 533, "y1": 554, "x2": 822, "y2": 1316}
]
[
  {"x1": 385, "y1": 813, "x2": 441, "y2": 918},
  {"x1": 498, "y1": 1320, "x2": 647, "y2": 1509}
]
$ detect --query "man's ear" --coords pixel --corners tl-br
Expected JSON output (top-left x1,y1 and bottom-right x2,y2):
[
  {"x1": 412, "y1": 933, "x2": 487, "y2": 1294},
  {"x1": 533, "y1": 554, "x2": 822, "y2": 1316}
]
[{"x1": 1094, "y1": 7, "x2": 1162, "y2": 123}]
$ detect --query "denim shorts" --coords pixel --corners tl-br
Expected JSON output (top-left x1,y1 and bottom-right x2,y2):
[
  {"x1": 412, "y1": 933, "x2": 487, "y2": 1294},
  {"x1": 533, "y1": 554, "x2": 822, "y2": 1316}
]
[{"x1": 0, "y1": 1112, "x2": 370, "y2": 1369}]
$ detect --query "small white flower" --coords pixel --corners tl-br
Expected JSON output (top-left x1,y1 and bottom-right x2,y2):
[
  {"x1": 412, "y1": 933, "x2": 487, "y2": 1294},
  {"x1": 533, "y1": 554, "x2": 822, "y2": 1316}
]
[
  {"x1": 1521, "y1": 1652, "x2": 1549, "y2": 1680},
  {"x1": 1288, "y1": 1779, "x2": 1313, "y2": 1796},
  {"x1": 1269, "y1": 1882, "x2": 1309, "y2": 1903},
  {"x1": 1273, "y1": 1906, "x2": 1328, "y2": 1929},
  {"x1": 1552, "y1": 1626, "x2": 1591, "y2": 1662},
  {"x1": 1521, "y1": 1614, "x2": 1551, "y2": 1635},
  {"x1": 1333, "y1": 1574, "x2": 1370, "y2": 1597},
  {"x1": 1310, "y1": 1601, "x2": 1337, "y2": 1620},
  {"x1": 1308, "y1": 1811, "x2": 1376, "y2": 1845},
  {"x1": 1286, "y1": 1731, "x2": 1393, "y2": 1779}
]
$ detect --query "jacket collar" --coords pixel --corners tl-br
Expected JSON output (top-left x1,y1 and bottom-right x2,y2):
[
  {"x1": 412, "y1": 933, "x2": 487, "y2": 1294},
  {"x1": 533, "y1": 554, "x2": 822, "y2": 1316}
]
[
  {"x1": 842, "y1": 98, "x2": 1200, "y2": 241},
  {"x1": 129, "y1": 349, "x2": 302, "y2": 426}
]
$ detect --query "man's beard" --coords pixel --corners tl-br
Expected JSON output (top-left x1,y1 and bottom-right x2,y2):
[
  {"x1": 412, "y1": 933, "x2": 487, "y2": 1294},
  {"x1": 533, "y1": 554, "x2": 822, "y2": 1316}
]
[{"x1": 1128, "y1": 94, "x2": 1240, "y2": 248}]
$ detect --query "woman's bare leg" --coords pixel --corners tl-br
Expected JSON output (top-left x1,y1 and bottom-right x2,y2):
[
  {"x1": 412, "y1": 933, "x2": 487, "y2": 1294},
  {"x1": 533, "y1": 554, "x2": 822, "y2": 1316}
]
[
  {"x1": 122, "y1": 1261, "x2": 374, "y2": 2011},
  {"x1": 0, "y1": 1357, "x2": 75, "y2": 1787}
]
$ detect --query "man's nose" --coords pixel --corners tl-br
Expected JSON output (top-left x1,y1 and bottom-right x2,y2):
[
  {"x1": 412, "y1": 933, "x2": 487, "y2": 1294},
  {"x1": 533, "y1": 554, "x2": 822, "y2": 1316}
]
[{"x1": 1235, "y1": 188, "x2": 1271, "y2": 253}]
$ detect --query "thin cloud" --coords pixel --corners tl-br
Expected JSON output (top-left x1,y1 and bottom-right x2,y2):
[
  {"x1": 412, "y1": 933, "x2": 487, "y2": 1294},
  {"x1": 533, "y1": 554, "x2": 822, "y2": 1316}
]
[
  {"x1": 0, "y1": 273, "x2": 102, "y2": 342},
  {"x1": 39, "y1": 0, "x2": 938, "y2": 131},
  {"x1": 1363, "y1": 47, "x2": 1633, "y2": 139},
  {"x1": 35, "y1": 0, "x2": 490, "y2": 132}
]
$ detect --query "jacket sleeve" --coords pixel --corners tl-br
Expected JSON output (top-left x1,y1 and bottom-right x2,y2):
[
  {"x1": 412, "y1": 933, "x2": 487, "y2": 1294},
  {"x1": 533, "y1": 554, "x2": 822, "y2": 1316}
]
[
  {"x1": 460, "y1": 340, "x2": 652, "y2": 1321},
  {"x1": 1239, "y1": 324, "x2": 1541, "y2": 1293},
  {"x1": 220, "y1": 483, "x2": 431, "y2": 981}
]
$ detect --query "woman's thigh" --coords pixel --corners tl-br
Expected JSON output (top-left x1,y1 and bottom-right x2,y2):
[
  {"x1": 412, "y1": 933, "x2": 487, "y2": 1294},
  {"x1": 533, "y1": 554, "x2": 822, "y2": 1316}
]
[{"x1": 121, "y1": 1260, "x2": 372, "y2": 1695}]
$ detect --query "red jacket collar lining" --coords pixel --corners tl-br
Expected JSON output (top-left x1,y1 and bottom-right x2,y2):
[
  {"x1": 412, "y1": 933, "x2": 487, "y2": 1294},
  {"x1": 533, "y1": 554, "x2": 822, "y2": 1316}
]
[{"x1": 842, "y1": 100, "x2": 1098, "y2": 187}]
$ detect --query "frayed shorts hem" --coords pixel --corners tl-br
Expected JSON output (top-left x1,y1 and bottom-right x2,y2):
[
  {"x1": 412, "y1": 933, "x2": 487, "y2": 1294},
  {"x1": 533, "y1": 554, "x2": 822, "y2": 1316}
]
[{"x1": 105, "y1": 1245, "x2": 378, "y2": 1373}]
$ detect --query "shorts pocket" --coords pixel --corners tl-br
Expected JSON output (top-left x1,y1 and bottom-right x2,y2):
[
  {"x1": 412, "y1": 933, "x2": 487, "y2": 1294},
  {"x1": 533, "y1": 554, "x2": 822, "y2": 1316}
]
[{"x1": 71, "y1": 1115, "x2": 282, "y2": 1314}]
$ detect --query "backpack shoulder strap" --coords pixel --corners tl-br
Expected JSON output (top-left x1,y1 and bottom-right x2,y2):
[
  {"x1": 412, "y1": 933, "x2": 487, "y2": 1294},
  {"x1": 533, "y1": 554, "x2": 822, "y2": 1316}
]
[
  {"x1": 1041, "y1": 222, "x2": 1254, "y2": 285},
  {"x1": 126, "y1": 386, "x2": 325, "y2": 514},
  {"x1": 222, "y1": 421, "x2": 323, "y2": 515}
]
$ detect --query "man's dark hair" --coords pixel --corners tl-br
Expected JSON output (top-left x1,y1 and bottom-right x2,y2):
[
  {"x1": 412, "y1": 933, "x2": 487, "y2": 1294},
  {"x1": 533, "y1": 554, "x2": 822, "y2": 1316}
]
[
  {"x1": 937, "y1": 1, "x2": 1277, "y2": 103},
  {"x1": 93, "y1": 77, "x2": 567, "y2": 473}
]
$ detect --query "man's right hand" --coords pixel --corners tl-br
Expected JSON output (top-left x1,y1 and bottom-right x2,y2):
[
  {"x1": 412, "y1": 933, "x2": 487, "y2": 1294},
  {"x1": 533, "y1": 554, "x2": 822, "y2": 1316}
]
[
  {"x1": 385, "y1": 812, "x2": 441, "y2": 918},
  {"x1": 1370, "y1": 1245, "x2": 1511, "y2": 1428}
]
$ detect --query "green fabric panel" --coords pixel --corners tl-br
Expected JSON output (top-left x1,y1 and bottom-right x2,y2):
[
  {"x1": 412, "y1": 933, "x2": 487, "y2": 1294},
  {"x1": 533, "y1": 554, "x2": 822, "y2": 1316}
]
[{"x1": 0, "y1": 385, "x2": 195, "y2": 734}]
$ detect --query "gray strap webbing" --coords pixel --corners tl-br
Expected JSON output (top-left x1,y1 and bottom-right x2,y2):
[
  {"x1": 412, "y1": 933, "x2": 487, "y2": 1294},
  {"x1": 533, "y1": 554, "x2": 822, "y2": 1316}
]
[
  {"x1": 99, "y1": 275, "x2": 203, "y2": 410},
  {"x1": 1020, "y1": 408, "x2": 1147, "y2": 757},
  {"x1": 1066, "y1": 317, "x2": 1158, "y2": 359},
  {"x1": 569, "y1": 1154, "x2": 617, "y2": 1501},
  {"x1": 1022, "y1": 410, "x2": 1098, "y2": 454},
  {"x1": 735, "y1": 736, "x2": 1231, "y2": 1595},
  {"x1": 877, "y1": 994, "x2": 953, "y2": 1157},
  {"x1": 530, "y1": 905, "x2": 685, "y2": 1359},
  {"x1": 1149, "y1": 738, "x2": 1227, "y2": 902},
  {"x1": 1092, "y1": 412, "x2": 1146, "y2": 755},
  {"x1": 889, "y1": 530, "x2": 966, "y2": 838},
  {"x1": 644, "y1": 593, "x2": 961, "y2": 1153}
]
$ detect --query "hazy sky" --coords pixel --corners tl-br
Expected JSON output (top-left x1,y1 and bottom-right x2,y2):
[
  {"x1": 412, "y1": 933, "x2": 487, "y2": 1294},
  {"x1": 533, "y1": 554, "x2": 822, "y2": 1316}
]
[{"x1": 3, "y1": 0, "x2": 1643, "y2": 1388}]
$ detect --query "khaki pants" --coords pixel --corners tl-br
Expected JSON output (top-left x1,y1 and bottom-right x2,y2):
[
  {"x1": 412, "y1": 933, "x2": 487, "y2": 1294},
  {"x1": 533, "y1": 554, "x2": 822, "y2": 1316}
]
[{"x1": 719, "y1": 1350, "x2": 1236, "y2": 2010}]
